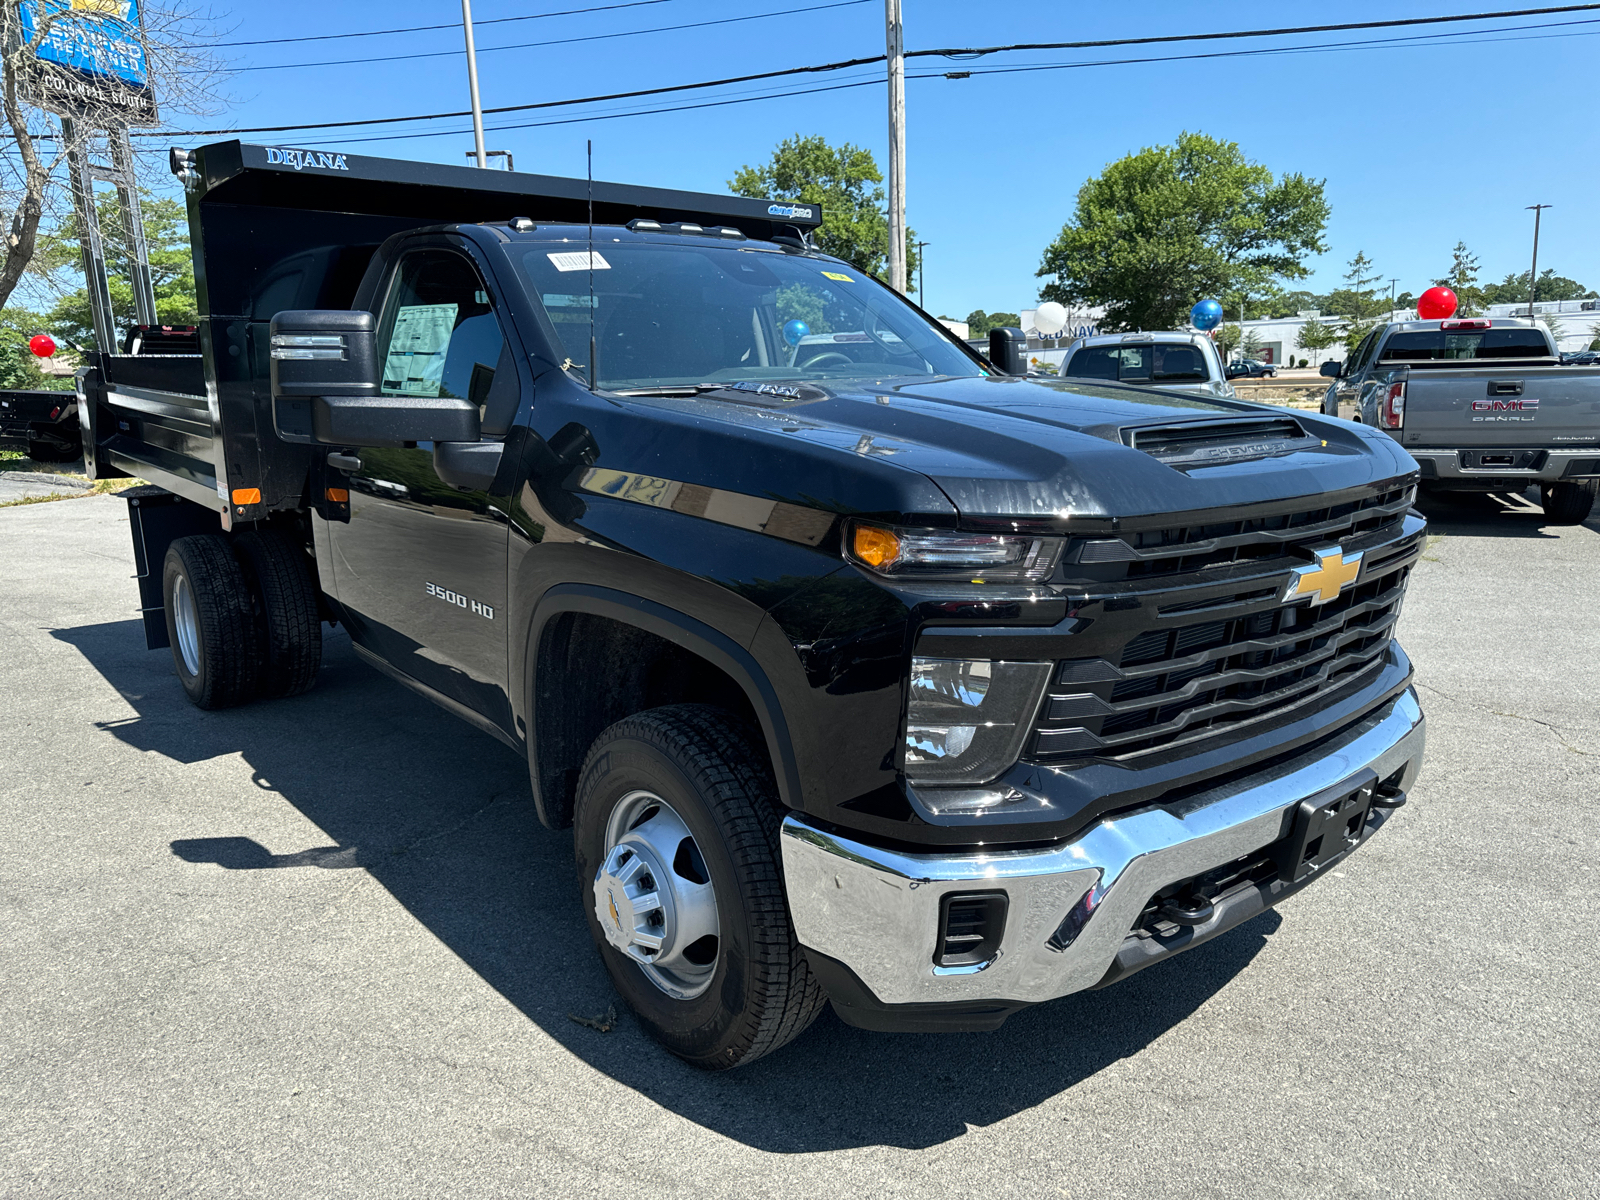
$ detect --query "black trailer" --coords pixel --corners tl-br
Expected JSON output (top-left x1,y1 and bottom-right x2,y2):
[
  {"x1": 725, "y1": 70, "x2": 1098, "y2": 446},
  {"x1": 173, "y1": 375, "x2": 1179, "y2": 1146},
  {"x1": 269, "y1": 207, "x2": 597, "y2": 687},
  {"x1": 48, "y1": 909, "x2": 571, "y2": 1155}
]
[
  {"x1": 0, "y1": 387, "x2": 81, "y2": 461},
  {"x1": 88, "y1": 139, "x2": 1428, "y2": 1069}
]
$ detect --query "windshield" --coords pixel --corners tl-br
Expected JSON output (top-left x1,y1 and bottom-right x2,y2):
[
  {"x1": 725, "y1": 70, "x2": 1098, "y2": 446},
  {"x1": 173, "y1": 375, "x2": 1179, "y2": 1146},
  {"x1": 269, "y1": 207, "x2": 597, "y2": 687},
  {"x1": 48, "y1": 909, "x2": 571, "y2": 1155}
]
[
  {"x1": 1379, "y1": 328, "x2": 1552, "y2": 361},
  {"x1": 1065, "y1": 342, "x2": 1209, "y2": 384},
  {"x1": 519, "y1": 241, "x2": 980, "y2": 390}
]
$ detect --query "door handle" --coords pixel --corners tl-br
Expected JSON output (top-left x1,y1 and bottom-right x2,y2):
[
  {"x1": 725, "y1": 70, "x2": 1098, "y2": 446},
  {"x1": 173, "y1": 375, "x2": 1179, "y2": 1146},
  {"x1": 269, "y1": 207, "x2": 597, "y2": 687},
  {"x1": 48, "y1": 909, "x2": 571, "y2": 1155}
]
[{"x1": 326, "y1": 452, "x2": 362, "y2": 472}]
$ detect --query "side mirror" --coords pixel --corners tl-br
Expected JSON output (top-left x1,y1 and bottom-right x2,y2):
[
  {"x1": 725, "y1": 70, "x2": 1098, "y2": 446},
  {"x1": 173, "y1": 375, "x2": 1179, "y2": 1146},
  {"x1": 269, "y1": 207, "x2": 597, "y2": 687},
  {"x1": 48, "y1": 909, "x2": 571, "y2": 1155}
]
[
  {"x1": 1319, "y1": 360, "x2": 1343, "y2": 379},
  {"x1": 270, "y1": 310, "x2": 480, "y2": 447},
  {"x1": 988, "y1": 327, "x2": 1028, "y2": 375}
]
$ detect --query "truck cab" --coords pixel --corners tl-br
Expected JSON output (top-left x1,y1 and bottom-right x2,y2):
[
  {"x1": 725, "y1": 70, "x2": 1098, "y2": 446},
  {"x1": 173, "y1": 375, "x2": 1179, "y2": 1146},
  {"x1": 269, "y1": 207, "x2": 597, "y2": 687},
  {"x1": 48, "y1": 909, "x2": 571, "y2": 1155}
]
[
  {"x1": 1059, "y1": 330, "x2": 1236, "y2": 399},
  {"x1": 84, "y1": 143, "x2": 1427, "y2": 1068}
]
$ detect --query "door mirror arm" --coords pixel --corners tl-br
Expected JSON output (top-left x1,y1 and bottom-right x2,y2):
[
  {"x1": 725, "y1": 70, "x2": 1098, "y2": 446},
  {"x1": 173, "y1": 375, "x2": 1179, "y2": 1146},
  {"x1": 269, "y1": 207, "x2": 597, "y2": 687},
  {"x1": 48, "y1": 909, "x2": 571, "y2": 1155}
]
[{"x1": 434, "y1": 440, "x2": 504, "y2": 491}]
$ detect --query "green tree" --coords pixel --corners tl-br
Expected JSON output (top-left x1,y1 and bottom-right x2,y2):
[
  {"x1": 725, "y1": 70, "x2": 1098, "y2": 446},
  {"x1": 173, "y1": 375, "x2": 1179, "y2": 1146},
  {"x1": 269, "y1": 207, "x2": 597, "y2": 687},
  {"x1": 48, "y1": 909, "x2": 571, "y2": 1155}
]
[
  {"x1": 1436, "y1": 241, "x2": 1485, "y2": 316},
  {"x1": 1481, "y1": 269, "x2": 1595, "y2": 308},
  {"x1": 1334, "y1": 251, "x2": 1386, "y2": 355},
  {"x1": 964, "y1": 309, "x2": 1020, "y2": 338},
  {"x1": 1035, "y1": 131, "x2": 1328, "y2": 331},
  {"x1": 1295, "y1": 317, "x2": 1338, "y2": 353},
  {"x1": 0, "y1": 307, "x2": 71, "y2": 389},
  {"x1": 1215, "y1": 323, "x2": 1241, "y2": 357},
  {"x1": 730, "y1": 135, "x2": 917, "y2": 282},
  {"x1": 31, "y1": 190, "x2": 197, "y2": 350}
]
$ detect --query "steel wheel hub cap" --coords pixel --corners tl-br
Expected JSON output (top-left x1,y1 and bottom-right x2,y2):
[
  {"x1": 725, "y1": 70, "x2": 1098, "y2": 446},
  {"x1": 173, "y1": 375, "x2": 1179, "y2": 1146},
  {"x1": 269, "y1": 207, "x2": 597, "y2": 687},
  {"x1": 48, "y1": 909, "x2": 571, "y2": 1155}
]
[{"x1": 594, "y1": 791, "x2": 720, "y2": 1000}]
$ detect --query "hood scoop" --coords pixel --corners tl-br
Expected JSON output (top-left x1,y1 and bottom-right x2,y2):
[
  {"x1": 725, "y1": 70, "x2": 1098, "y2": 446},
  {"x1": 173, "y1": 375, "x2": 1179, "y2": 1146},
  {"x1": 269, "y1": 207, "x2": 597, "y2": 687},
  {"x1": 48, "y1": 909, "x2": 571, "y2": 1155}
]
[{"x1": 1124, "y1": 417, "x2": 1321, "y2": 468}]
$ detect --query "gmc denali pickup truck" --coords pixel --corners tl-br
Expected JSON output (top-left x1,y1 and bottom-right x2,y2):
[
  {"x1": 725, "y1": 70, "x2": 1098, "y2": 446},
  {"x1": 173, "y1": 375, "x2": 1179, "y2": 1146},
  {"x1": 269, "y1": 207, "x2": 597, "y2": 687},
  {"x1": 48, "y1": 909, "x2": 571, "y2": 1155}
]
[
  {"x1": 81, "y1": 143, "x2": 1427, "y2": 1068},
  {"x1": 1320, "y1": 315, "x2": 1600, "y2": 523}
]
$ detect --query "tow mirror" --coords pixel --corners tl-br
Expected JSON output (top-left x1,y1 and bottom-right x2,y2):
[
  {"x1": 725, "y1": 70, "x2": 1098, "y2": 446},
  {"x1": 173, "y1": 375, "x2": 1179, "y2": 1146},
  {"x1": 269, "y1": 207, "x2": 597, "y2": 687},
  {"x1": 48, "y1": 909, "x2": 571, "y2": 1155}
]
[
  {"x1": 1319, "y1": 360, "x2": 1343, "y2": 379},
  {"x1": 988, "y1": 327, "x2": 1028, "y2": 376},
  {"x1": 269, "y1": 309, "x2": 480, "y2": 447}
]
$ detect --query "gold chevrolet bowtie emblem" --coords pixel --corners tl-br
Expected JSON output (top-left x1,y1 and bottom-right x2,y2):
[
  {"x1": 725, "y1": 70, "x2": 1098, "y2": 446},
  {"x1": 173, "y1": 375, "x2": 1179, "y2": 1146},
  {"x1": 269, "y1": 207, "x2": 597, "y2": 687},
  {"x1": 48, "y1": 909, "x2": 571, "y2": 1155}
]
[{"x1": 1285, "y1": 546, "x2": 1363, "y2": 605}]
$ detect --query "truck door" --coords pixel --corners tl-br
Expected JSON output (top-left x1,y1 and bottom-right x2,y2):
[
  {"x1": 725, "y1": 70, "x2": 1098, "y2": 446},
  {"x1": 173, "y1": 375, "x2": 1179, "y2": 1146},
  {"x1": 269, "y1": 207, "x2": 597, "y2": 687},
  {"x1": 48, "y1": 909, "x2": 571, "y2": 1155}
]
[{"x1": 327, "y1": 244, "x2": 520, "y2": 729}]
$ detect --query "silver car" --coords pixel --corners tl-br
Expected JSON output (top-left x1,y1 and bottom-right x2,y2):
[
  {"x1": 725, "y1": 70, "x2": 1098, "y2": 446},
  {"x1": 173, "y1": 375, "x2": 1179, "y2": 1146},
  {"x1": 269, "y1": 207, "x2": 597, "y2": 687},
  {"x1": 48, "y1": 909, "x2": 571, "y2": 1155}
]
[{"x1": 1057, "y1": 331, "x2": 1237, "y2": 399}]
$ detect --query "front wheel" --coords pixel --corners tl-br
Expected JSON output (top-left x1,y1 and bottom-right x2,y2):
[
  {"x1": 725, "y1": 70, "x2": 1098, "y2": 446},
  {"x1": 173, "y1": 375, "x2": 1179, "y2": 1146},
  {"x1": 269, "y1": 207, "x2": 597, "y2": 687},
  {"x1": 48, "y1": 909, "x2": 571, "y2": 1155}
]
[
  {"x1": 573, "y1": 705, "x2": 826, "y2": 1070},
  {"x1": 1540, "y1": 480, "x2": 1596, "y2": 525}
]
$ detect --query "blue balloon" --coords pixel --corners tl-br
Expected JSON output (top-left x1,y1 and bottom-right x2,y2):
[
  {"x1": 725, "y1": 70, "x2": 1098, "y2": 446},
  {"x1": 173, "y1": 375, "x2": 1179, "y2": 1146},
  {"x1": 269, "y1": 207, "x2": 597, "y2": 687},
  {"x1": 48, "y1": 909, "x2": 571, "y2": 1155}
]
[
  {"x1": 782, "y1": 318, "x2": 810, "y2": 346},
  {"x1": 1190, "y1": 299, "x2": 1223, "y2": 331}
]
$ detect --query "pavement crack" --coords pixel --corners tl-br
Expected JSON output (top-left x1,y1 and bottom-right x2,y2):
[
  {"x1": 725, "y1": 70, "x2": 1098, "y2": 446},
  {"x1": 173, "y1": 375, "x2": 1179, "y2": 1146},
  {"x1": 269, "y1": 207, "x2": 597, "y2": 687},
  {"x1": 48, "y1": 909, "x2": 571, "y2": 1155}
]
[
  {"x1": 391, "y1": 787, "x2": 518, "y2": 858},
  {"x1": 1417, "y1": 681, "x2": 1593, "y2": 756}
]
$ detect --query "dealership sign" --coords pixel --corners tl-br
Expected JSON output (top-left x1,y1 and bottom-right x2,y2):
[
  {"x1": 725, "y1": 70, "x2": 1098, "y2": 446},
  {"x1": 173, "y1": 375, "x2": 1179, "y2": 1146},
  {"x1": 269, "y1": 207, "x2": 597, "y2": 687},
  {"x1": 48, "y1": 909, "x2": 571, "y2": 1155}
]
[{"x1": 18, "y1": 0, "x2": 158, "y2": 125}]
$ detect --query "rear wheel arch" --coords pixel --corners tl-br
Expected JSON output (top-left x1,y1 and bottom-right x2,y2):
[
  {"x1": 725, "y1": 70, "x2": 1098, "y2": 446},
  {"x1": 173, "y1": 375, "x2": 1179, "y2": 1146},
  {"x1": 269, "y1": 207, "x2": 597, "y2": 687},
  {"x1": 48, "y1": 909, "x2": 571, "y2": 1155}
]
[{"x1": 523, "y1": 585, "x2": 801, "y2": 830}]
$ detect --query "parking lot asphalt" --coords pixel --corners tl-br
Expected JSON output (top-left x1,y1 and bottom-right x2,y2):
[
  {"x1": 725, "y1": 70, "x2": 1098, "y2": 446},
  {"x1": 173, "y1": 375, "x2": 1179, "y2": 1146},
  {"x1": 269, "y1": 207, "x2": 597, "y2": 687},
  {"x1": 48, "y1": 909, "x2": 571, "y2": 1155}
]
[{"x1": 2, "y1": 490, "x2": 1597, "y2": 1199}]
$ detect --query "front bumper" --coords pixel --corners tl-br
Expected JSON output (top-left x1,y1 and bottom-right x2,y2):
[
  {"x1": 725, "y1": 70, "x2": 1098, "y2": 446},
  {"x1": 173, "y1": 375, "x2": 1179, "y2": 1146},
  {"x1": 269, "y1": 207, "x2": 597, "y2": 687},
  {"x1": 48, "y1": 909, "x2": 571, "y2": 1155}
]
[
  {"x1": 781, "y1": 686, "x2": 1425, "y2": 1026},
  {"x1": 1411, "y1": 447, "x2": 1600, "y2": 484}
]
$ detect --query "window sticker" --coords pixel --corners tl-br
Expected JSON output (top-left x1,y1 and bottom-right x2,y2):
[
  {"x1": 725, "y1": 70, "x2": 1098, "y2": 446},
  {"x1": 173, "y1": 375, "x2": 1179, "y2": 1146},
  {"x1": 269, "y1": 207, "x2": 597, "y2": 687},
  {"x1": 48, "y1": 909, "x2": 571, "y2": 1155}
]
[
  {"x1": 547, "y1": 250, "x2": 611, "y2": 272},
  {"x1": 382, "y1": 303, "x2": 457, "y2": 396},
  {"x1": 821, "y1": 271, "x2": 852, "y2": 282},
  {"x1": 541, "y1": 294, "x2": 599, "y2": 308}
]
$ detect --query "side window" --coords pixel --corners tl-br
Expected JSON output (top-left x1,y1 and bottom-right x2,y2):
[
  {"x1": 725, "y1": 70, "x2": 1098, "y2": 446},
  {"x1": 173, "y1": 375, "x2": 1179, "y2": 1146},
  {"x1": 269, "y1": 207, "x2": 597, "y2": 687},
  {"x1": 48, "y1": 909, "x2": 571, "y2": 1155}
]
[
  {"x1": 377, "y1": 249, "x2": 515, "y2": 431},
  {"x1": 1348, "y1": 330, "x2": 1380, "y2": 377}
]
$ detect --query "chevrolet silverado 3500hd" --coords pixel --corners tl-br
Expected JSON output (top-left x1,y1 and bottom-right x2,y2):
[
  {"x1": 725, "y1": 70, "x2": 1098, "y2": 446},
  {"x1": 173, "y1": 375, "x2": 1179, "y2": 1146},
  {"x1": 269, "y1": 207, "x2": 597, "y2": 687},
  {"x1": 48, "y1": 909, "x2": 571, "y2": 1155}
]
[{"x1": 84, "y1": 143, "x2": 1427, "y2": 1068}]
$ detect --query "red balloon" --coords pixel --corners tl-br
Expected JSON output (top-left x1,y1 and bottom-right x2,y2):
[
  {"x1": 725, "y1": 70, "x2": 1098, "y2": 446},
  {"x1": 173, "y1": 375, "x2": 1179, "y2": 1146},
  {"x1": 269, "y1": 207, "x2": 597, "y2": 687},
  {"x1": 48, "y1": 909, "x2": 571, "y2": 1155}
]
[
  {"x1": 1417, "y1": 287, "x2": 1458, "y2": 320},
  {"x1": 28, "y1": 333, "x2": 55, "y2": 358}
]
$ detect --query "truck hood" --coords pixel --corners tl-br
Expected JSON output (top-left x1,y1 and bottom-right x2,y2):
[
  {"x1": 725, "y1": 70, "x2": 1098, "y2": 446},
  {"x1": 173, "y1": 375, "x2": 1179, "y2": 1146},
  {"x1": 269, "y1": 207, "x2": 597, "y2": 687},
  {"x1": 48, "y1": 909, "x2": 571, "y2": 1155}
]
[{"x1": 692, "y1": 373, "x2": 1415, "y2": 522}]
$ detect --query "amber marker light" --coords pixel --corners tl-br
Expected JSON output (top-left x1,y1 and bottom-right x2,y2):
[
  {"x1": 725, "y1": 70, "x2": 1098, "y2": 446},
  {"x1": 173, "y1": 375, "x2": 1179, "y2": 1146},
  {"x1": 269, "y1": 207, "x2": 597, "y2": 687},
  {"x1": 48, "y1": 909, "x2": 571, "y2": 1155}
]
[
  {"x1": 851, "y1": 524, "x2": 901, "y2": 568},
  {"x1": 326, "y1": 487, "x2": 349, "y2": 503},
  {"x1": 231, "y1": 488, "x2": 261, "y2": 505}
]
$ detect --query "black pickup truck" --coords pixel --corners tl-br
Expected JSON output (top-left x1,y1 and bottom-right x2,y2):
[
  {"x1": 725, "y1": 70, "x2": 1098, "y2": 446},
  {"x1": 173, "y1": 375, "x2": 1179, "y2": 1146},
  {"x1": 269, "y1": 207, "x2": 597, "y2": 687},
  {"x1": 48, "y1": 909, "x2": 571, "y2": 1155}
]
[{"x1": 83, "y1": 142, "x2": 1427, "y2": 1068}]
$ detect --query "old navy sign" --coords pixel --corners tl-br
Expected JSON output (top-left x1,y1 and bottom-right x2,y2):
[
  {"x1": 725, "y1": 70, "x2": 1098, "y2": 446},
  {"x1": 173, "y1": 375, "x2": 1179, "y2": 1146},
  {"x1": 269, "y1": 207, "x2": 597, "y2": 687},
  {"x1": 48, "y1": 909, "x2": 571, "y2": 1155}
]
[{"x1": 266, "y1": 148, "x2": 351, "y2": 172}]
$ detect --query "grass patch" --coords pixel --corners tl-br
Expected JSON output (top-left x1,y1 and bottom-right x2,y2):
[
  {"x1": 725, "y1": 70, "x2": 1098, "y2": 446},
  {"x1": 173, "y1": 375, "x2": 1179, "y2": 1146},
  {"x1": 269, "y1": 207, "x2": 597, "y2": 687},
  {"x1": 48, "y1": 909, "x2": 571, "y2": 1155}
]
[{"x1": 0, "y1": 474, "x2": 143, "y2": 508}]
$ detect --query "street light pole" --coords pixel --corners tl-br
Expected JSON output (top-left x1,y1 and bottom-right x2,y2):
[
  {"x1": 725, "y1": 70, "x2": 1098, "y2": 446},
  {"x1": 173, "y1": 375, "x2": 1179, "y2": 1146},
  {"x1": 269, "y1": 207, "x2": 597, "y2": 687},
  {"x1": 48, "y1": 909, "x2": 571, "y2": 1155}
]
[
  {"x1": 914, "y1": 239, "x2": 929, "y2": 304},
  {"x1": 1388, "y1": 278, "x2": 1399, "y2": 314},
  {"x1": 885, "y1": 0, "x2": 906, "y2": 294},
  {"x1": 1526, "y1": 204, "x2": 1552, "y2": 316},
  {"x1": 461, "y1": 0, "x2": 488, "y2": 168}
]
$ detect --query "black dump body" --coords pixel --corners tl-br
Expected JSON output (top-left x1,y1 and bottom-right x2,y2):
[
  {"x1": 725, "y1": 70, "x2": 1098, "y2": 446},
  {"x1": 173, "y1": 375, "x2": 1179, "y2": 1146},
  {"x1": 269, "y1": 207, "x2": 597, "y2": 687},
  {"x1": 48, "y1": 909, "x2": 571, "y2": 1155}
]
[{"x1": 81, "y1": 140, "x2": 822, "y2": 520}]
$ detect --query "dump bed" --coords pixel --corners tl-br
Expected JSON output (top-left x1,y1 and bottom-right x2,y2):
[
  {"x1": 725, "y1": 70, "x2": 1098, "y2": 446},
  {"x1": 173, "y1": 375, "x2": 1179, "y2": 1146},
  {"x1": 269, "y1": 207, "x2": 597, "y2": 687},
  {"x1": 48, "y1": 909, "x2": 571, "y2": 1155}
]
[{"x1": 81, "y1": 139, "x2": 825, "y2": 526}]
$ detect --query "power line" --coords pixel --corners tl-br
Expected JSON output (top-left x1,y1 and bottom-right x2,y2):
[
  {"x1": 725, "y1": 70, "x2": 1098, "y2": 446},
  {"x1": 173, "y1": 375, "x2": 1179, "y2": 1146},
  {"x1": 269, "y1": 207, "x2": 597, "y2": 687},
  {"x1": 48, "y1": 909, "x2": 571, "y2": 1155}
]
[
  {"x1": 924, "y1": 17, "x2": 1600, "y2": 80},
  {"x1": 134, "y1": 3, "x2": 1600, "y2": 140},
  {"x1": 907, "y1": 2, "x2": 1600, "y2": 58},
  {"x1": 224, "y1": 0, "x2": 873, "y2": 73},
  {"x1": 287, "y1": 22, "x2": 1600, "y2": 148},
  {"x1": 211, "y1": 0, "x2": 684, "y2": 48}
]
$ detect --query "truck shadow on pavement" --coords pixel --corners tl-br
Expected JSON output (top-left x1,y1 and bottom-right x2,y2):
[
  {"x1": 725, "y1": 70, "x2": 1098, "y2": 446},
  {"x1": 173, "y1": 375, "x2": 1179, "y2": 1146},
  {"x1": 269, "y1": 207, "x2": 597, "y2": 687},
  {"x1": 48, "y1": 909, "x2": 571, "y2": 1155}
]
[
  {"x1": 56, "y1": 617, "x2": 1281, "y2": 1153},
  {"x1": 1412, "y1": 488, "x2": 1600, "y2": 538}
]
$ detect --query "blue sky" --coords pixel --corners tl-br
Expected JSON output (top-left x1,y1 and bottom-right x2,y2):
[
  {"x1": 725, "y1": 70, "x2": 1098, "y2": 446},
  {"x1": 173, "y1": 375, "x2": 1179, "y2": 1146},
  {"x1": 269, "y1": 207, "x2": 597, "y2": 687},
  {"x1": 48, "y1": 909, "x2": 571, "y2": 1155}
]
[{"x1": 165, "y1": 0, "x2": 1598, "y2": 320}]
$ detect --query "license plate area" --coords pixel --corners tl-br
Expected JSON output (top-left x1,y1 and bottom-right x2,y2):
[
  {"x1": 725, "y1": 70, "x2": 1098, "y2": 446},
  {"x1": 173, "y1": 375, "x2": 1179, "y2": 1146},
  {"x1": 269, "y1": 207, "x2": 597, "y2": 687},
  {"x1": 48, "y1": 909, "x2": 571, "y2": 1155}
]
[{"x1": 1272, "y1": 769, "x2": 1378, "y2": 885}]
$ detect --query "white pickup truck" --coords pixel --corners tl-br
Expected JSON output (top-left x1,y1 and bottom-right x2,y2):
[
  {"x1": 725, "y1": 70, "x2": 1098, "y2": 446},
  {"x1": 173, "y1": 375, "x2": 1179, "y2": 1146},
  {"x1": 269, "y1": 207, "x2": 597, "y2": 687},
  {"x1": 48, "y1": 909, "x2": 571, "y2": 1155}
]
[
  {"x1": 1058, "y1": 331, "x2": 1237, "y2": 399},
  {"x1": 1320, "y1": 316, "x2": 1600, "y2": 523}
]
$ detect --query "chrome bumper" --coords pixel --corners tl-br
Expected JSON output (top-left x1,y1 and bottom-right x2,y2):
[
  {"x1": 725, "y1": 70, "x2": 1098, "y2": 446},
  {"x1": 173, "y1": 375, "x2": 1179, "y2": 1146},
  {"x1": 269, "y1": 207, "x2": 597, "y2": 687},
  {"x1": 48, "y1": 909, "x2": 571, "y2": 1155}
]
[
  {"x1": 780, "y1": 687, "x2": 1425, "y2": 1008},
  {"x1": 1411, "y1": 448, "x2": 1600, "y2": 482}
]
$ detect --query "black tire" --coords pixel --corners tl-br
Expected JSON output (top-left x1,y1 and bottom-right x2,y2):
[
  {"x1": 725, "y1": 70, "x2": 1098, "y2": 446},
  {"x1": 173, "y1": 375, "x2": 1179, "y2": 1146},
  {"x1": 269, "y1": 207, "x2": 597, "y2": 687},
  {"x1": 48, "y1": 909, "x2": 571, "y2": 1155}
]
[
  {"x1": 162, "y1": 535, "x2": 261, "y2": 709},
  {"x1": 1540, "y1": 480, "x2": 1596, "y2": 525},
  {"x1": 25, "y1": 430, "x2": 80, "y2": 462},
  {"x1": 573, "y1": 705, "x2": 826, "y2": 1070},
  {"x1": 234, "y1": 528, "x2": 322, "y2": 698}
]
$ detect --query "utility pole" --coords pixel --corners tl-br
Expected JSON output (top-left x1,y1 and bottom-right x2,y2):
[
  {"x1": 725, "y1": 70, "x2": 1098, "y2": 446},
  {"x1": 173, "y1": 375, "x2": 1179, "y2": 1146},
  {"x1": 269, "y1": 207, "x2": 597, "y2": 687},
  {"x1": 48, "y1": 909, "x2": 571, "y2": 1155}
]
[
  {"x1": 462, "y1": 0, "x2": 488, "y2": 168},
  {"x1": 1388, "y1": 278, "x2": 1399, "y2": 315},
  {"x1": 914, "y1": 239, "x2": 929, "y2": 304},
  {"x1": 1526, "y1": 204, "x2": 1552, "y2": 316},
  {"x1": 885, "y1": 0, "x2": 906, "y2": 294}
]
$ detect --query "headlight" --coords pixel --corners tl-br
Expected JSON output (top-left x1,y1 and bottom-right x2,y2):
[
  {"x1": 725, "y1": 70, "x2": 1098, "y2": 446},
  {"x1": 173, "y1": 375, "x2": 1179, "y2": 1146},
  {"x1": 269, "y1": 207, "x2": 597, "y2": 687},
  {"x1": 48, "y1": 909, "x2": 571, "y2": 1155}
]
[
  {"x1": 904, "y1": 657, "x2": 1052, "y2": 786},
  {"x1": 846, "y1": 521, "x2": 1064, "y2": 583}
]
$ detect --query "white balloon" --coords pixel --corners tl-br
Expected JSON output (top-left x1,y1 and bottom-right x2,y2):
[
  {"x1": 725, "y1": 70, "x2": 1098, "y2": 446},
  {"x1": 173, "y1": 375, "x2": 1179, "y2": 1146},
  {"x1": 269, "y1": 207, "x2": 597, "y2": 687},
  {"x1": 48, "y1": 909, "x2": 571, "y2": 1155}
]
[{"x1": 1033, "y1": 301, "x2": 1068, "y2": 335}]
